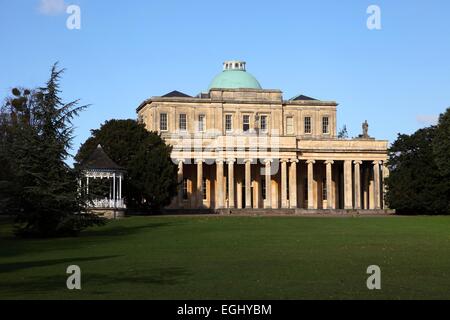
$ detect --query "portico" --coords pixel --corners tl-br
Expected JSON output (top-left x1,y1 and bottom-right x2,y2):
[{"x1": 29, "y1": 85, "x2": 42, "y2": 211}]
[{"x1": 172, "y1": 156, "x2": 387, "y2": 211}]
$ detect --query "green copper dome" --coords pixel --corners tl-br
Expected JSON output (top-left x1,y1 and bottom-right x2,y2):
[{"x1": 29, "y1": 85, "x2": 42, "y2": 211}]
[{"x1": 208, "y1": 61, "x2": 262, "y2": 90}]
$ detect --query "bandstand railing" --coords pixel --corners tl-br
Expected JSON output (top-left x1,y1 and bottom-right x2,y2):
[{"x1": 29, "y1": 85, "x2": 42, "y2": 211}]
[{"x1": 90, "y1": 198, "x2": 126, "y2": 209}]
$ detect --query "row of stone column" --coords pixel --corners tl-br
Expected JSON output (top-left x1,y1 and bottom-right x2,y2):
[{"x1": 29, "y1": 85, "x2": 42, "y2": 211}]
[
  {"x1": 343, "y1": 160, "x2": 383, "y2": 210},
  {"x1": 177, "y1": 159, "x2": 385, "y2": 210}
]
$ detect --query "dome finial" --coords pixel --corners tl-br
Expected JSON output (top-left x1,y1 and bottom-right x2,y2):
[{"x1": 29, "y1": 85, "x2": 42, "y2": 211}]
[{"x1": 223, "y1": 60, "x2": 246, "y2": 71}]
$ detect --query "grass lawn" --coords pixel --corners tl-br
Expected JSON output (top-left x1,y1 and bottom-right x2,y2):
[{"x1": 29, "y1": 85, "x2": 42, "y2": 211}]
[{"x1": 0, "y1": 215, "x2": 450, "y2": 300}]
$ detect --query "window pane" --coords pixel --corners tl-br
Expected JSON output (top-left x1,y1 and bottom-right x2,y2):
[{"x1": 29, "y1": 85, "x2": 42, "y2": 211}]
[
  {"x1": 202, "y1": 178, "x2": 207, "y2": 200},
  {"x1": 322, "y1": 117, "x2": 329, "y2": 134},
  {"x1": 260, "y1": 115, "x2": 267, "y2": 132},
  {"x1": 225, "y1": 114, "x2": 233, "y2": 132},
  {"x1": 183, "y1": 179, "x2": 188, "y2": 200},
  {"x1": 179, "y1": 114, "x2": 186, "y2": 131},
  {"x1": 262, "y1": 178, "x2": 266, "y2": 200},
  {"x1": 198, "y1": 114, "x2": 205, "y2": 132},
  {"x1": 160, "y1": 113, "x2": 168, "y2": 131},
  {"x1": 304, "y1": 117, "x2": 311, "y2": 134},
  {"x1": 243, "y1": 115, "x2": 250, "y2": 132}
]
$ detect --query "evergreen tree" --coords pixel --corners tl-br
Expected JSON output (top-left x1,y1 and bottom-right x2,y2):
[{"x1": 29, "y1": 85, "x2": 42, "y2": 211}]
[
  {"x1": 432, "y1": 107, "x2": 450, "y2": 213},
  {"x1": 433, "y1": 107, "x2": 450, "y2": 176},
  {"x1": 386, "y1": 127, "x2": 449, "y2": 215},
  {"x1": 0, "y1": 64, "x2": 105, "y2": 237},
  {"x1": 0, "y1": 88, "x2": 36, "y2": 215}
]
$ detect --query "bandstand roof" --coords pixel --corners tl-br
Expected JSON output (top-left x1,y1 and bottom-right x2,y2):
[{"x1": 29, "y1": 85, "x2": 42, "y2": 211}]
[{"x1": 81, "y1": 144, "x2": 125, "y2": 172}]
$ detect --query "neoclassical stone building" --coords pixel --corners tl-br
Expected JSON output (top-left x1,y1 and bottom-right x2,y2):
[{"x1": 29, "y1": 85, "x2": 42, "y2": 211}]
[{"x1": 137, "y1": 61, "x2": 390, "y2": 213}]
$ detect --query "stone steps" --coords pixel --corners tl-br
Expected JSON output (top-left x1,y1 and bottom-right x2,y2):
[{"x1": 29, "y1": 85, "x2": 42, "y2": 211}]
[
  {"x1": 217, "y1": 208, "x2": 395, "y2": 216},
  {"x1": 128, "y1": 208, "x2": 395, "y2": 216}
]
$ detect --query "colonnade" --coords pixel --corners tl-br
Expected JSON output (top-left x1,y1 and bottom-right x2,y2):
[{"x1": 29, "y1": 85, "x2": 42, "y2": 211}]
[{"x1": 176, "y1": 158, "x2": 387, "y2": 210}]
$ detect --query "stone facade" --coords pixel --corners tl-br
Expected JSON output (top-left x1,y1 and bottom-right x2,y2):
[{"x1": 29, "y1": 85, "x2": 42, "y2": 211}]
[{"x1": 136, "y1": 61, "x2": 389, "y2": 212}]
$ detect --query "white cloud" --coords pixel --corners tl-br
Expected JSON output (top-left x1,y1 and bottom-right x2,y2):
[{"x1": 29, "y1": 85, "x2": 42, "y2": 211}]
[
  {"x1": 416, "y1": 115, "x2": 439, "y2": 126},
  {"x1": 38, "y1": 0, "x2": 67, "y2": 15}
]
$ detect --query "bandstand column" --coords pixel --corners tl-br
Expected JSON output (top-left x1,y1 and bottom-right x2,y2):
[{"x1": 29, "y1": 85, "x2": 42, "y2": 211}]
[
  {"x1": 289, "y1": 159, "x2": 298, "y2": 209},
  {"x1": 344, "y1": 160, "x2": 353, "y2": 210},
  {"x1": 109, "y1": 176, "x2": 112, "y2": 200},
  {"x1": 216, "y1": 159, "x2": 225, "y2": 209},
  {"x1": 119, "y1": 174, "x2": 122, "y2": 200},
  {"x1": 113, "y1": 172, "x2": 116, "y2": 206},
  {"x1": 245, "y1": 159, "x2": 252, "y2": 208},
  {"x1": 281, "y1": 159, "x2": 288, "y2": 209},
  {"x1": 354, "y1": 161, "x2": 362, "y2": 210},
  {"x1": 264, "y1": 159, "x2": 272, "y2": 209},
  {"x1": 325, "y1": 160, "x2": 334, "y2": 209},
  {"x1": 227, "y1": 159, "x2": 235, "y2": 208},
  {"x1": 306, "y1": 160, "x2": 315, "y2": 210}
]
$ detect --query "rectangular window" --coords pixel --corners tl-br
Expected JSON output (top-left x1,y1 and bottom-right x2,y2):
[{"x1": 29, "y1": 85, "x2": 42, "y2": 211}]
[
  {"x1": 304, "y1": 178, "x2": 308, "y2": 200},
  {"x1": 287, "y1": 174, "x2": 290, "y2": 201},
  {"x1": 183, "y1": 179, "x2": 188, "y2": 200},
  {"x1": 322, "y1": 117, "x2": 329, "y2": 134},
  {"x1": 179, "y1": 114, "x2": 187, "y2": 131},
  {"x1": 160, "y1": 113, "x2": 168, "y2": 131},
  {"x1": 202, "y1": 178, "x2": 207, "y2": 200},
  {"x1": 286, "y1": 116, "x2": 294, "y2": 135},
  {"x1": 226, "y1": 176, "x2": 229, "y2": 202},
  {"x1": 304, "y1": 117, "x2": 312, "y2": 134},
  {"x1": 243, "y1": 115, "x2": 250, "y2": 132},
  {"x1": 322, "y1": 179, "x2": 328, "y2": 201},
  {"x1": 198, "y1": 114, "x2": 206, "y2": 132},
  {"x1": 225, "y1": 114, "x2": 233, "y2": 132},
  {"x1": 262, "y1": 178, "x2": 267, "y2": 200},
  {"x1": 260, "y1": 115, "x2": 268, "y2": 133}
]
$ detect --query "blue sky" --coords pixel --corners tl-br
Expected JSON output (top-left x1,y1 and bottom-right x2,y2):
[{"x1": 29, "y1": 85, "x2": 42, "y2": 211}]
[{"x1": 1, "y1": 0, "x2": 450, "y2": 163}]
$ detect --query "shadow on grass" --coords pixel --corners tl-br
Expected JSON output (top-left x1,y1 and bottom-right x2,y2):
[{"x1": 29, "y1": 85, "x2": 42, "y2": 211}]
[
  {"x1": 81, "y1": 221, "x2": 179, "y2": 238},
  {"x1": 1, "y1": 266, "x2": 191, "y2": 298},
  {"x1": 0, "y1": 255, "x2": 121, "y2": 273},
  {"x1": 0, "y1": 219, "x2": 182, "y2": 259}
]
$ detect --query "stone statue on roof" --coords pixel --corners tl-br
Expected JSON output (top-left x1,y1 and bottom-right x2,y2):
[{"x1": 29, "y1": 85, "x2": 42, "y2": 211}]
[{"x1": 362, "y1": 120, "x2": 369, "y2": 138}]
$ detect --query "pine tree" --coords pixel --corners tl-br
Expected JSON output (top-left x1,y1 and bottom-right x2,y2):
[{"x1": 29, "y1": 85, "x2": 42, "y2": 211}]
[{"x1": 0, "y1": 64, "x2": 105, "y2": 237}]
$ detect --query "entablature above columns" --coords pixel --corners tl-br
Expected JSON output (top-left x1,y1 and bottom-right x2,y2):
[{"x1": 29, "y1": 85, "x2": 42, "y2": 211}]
[
  {"x1": 298, "y1": 139, "x2": 388, "y2": 153},
  {"x1": 298, "y1": 153, "x2": 388, "y2": 162}
]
